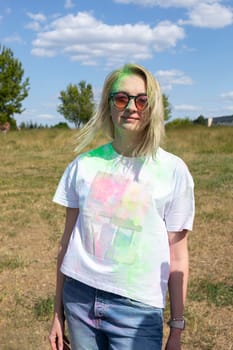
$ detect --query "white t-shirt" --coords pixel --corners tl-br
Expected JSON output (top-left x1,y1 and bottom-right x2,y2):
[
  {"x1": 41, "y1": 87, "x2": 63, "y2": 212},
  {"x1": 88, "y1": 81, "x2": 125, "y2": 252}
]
[{"x1": 53, "y1": 143, "x2": 195, "y2": 308}]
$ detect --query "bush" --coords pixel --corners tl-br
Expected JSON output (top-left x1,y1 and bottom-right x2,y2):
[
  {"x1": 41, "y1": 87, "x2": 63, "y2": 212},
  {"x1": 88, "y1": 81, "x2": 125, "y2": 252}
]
[
  {"x1": 165, "y1": 117, "x2": 193, "y2": 129},
  {"x1": 51, "y1": 122, "x2": 70, "y2": 129}
]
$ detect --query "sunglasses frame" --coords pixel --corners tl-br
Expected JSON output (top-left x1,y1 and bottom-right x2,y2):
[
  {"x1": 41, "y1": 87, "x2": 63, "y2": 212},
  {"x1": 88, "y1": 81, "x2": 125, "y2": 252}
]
[{"x1": 109, "y1": 92, "x2": 148, "y2": 111}]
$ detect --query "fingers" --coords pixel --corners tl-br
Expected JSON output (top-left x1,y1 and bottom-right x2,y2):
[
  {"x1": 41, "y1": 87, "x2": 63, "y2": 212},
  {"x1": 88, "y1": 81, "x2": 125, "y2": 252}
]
[
  {"x1": 56, "y1": 336, "x2": 64, "y2": 350},
  {"x1": 48, "y1": 334, "x2": 57, "y2": 350},
  {"x1": 49, "y1": 315, "x2": 65, "y2": 350},
  {"x1": 48, "y1": 334, "x2": 63, "y2": 350}
]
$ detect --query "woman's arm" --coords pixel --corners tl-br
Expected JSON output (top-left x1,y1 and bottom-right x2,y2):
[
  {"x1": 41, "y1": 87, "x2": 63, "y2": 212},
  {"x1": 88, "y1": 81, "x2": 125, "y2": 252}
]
[
  {"x1": 165, "y1": 230, "x2": 189, "y2": 350},
  {"x1": 49, "y1": 207, "x2": 79, "y2": 350}
]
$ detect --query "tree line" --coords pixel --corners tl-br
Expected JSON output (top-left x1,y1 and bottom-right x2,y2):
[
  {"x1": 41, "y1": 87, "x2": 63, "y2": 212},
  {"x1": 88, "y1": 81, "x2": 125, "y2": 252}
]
[{"x1": 1, "y1": 45, "x2": 206, "y2": 130}]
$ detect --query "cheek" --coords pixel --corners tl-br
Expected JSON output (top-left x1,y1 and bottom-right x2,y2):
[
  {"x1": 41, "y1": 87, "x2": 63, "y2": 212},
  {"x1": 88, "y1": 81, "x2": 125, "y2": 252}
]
[
  {"x1": 110, "y1": 107, "x2": 121, "y2": 123},
  {"x1": 142, "y1": 110, "x2": 150, "y2": 125}
]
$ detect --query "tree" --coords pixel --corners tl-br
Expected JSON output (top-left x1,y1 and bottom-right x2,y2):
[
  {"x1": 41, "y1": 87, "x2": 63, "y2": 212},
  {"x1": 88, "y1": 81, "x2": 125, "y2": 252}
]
[
  {"x1": 193, "y1": 115, "x2": 207, "y2": 125},
  {"x1": 57, "y1": 81, "x2": 94, "y2": 128},
  {"x1": 0, "y1": 45, "x2": 30, "y2": 125},
  {"x1": 163, "y1": 94, "x2": 172, "y2": 121}
]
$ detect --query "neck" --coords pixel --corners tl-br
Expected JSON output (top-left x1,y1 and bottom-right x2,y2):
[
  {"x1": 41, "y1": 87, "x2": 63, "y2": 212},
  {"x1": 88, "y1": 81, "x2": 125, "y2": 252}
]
[{"x1": 112, "y1": 133, "x2": 142, "y2": 157}]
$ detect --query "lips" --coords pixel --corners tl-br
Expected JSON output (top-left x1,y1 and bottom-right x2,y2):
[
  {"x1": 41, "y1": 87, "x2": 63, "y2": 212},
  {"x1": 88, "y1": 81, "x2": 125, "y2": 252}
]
[{"x1": 121, "y1": 114, "x2": 140, "y2": 121}]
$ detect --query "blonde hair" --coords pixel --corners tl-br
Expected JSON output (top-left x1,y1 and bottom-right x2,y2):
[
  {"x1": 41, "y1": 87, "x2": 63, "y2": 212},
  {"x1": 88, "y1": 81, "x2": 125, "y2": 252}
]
[{"x1": 75, "y1": 63, "x2": 165, "y2": 157}]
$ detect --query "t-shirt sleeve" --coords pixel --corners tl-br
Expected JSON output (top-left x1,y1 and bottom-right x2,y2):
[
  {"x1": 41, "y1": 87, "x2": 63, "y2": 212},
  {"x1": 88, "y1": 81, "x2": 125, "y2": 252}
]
[
  {"x1": 164, "y1": 159, "x2": 195, "y2": 232},
  {"x1": 53, "y1": 160, "x2": 79, "y2": 208}
]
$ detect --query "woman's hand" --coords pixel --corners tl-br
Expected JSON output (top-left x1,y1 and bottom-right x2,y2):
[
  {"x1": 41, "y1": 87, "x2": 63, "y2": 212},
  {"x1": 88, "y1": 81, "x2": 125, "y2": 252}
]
[
  {"x1": 165, "y1": 328, "x2": 182, "y2": 350},
  {"x1": 49, "y1": 313, "x2": 65, "y2": 350}
]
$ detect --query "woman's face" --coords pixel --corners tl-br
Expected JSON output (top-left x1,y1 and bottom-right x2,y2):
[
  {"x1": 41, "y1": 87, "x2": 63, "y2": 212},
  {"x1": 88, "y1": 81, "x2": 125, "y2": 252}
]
[{"x1": 110, "y1": 74, "x2": 149, "y2": 136}]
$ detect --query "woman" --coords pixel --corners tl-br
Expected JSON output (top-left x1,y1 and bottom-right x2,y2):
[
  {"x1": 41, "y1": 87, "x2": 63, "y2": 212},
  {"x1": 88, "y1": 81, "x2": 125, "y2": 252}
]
[{"x1": 49, "y1": 63, "x2": 195, "y2": 350}]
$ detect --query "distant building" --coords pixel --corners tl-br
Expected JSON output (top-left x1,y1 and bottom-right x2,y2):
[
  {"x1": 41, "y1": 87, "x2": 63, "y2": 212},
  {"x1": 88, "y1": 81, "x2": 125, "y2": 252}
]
[{"x1": 207, "y1": 115, "x2": 233, "y2": 127}]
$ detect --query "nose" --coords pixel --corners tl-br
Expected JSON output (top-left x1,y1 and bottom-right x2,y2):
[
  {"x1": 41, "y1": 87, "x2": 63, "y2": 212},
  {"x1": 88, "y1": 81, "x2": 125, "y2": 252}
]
[{"x1": 126, "y1": 97, "x2": 137, "y2": 110}]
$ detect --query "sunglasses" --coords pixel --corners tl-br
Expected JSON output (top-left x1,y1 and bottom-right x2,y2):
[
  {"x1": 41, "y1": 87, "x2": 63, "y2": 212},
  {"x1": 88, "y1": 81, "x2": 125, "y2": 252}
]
[{"x1": 109, "y1": 92, "x2": 148, "y2": 112}]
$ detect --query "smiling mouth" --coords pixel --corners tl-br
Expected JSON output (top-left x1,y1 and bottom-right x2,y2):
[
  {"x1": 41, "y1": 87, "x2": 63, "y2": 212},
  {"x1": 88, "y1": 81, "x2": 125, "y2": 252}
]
[{"x1": 122, "y1": 115, "x2": 140, "y2": 121}]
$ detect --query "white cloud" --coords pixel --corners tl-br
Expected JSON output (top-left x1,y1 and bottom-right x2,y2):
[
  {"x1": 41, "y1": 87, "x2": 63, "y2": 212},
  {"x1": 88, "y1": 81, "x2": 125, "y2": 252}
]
[
  {"x1": 221, "y1": 91, "x2": 233, "y2": 101},
  {"x1": 3, "y1": 33, "x2": 25, "y2": 44},
  {"x1": 27, "y1": 12, "x2": 47, "y2": 22},
  {"x1": 64, "y1": 0, "x2": 75, "y2": 9},
  {"x1": 0, "y1": 7, "x2": 12, "y2": 20},
  {"x1": 152, "y1": 21, "x2": 185, "y2": 51},
  {"x1": 20, "y1": 108, "x2": 37, "y2": 117},
  {"x1": 156, "y1": 69, "x2": 193, "y2": 91},
  {"x1": 181, "y1": 3, "x2": 233, "y2": 28},
  {"x1": 174, "y1": 104, "x2": 200, "y2": 111},
  {"x1": 30, "y1": 12, "x2": 185, "y2": 65},
  {"x1": 31, "y1": 48, "x2": 56, "y2": 57},
  {"x1": 115, "y1": 0, "x2": 233, "y2": 28},
  {"x1": 26, "y1": 12, "x2": 47, "y2": 32},
  {"x1": 25, "y1": 21, "x2": 42, "y2": 31},
  {"x1": 114, "y1": 0, "x2": 198, "y2": 7},
  {"x1": 38, "y1": 113, "x2": 55, "y2": 120},
  {"x1": 51, "y1": 13, "x2": 62, "y2": 20}
]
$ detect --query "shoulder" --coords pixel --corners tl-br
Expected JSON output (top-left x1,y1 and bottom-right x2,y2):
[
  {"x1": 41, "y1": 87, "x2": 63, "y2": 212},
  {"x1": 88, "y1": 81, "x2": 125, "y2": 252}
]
[
  {"x1": 66, "y1": 143, "x2": 113, "y2": 176},
  {"x1": 156, "y1": 148, "x2": 194, "y2": 187},
  {"x1": 69, "y1": 143, "x2": 112, "y2": 165},
  {"x1": 156, "y1": 147, "x2": 188, "y2": 170},
  {"x1": 77, "y1": 143, "x2": 112, "y2": 161}
]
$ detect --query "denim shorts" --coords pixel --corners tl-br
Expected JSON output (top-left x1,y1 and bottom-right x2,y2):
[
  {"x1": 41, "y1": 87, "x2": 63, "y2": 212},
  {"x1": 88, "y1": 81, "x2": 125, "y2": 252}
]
[{"x1": 63, "y1": 277, "x2": 163, "y2": 350}]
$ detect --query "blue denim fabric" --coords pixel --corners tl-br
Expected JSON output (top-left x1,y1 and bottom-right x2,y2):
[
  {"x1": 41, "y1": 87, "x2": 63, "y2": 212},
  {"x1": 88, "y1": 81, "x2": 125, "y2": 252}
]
[{"x1": 63, "y1": 277, "x2": 163, "y2": 350}]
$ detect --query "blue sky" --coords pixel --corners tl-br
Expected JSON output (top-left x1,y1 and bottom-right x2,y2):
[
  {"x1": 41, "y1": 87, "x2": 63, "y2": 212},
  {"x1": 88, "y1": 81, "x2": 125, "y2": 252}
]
[{"x1": 1, "y1": 0, "x2": 233, "y2": 126}]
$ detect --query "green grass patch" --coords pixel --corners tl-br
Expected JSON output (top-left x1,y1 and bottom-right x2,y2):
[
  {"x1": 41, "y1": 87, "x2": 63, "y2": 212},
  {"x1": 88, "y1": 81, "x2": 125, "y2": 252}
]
[
  {"x1": 0, "y1": 255, "x2": 24, "y2": 272},
  {"x1": 33, "y1": 296, "x2": 54, "y2": 320},
  {"x1": 190, "y1": 279, "x2": 233, "y2": 307}
]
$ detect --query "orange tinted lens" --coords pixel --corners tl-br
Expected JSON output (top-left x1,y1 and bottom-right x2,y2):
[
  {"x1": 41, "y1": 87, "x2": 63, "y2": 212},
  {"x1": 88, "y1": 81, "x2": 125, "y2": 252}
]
[
  {"x1": 135, "y1": 95, "x2": 148, "y2": 111},
  {"x1": 114, "y1": 93, "x2": 129, "y2": 109}
]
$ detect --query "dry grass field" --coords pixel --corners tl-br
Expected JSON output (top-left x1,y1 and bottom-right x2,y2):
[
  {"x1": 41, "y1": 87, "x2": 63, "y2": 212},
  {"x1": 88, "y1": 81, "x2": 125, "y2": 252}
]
[{"x1": 0, "y1": 126, "x2": 232, "y2": 350}]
